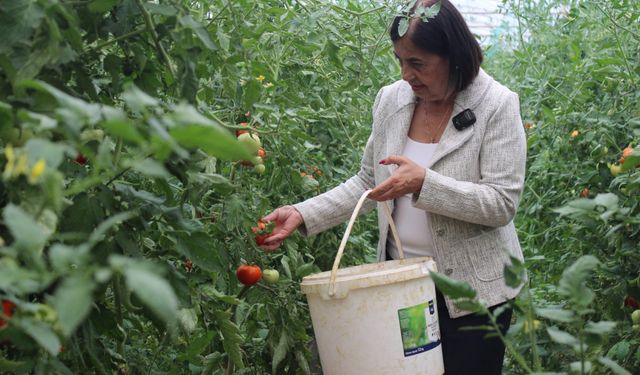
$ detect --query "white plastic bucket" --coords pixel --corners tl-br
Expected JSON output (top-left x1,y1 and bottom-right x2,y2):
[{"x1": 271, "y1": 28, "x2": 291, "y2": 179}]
[{"x1": 301, "y1": 190, "x2": 444, "y2": 375}]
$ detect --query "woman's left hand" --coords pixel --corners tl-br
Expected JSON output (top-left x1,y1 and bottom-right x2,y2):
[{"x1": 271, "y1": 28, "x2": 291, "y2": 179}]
[{"x1": 368, "y1": 155, "x2": 426, "y2": 201}]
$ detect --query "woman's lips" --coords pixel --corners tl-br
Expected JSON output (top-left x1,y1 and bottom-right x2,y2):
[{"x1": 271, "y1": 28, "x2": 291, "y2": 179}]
[{"x1": 410, "y1": 84, "x2": 425, "y2": 91}]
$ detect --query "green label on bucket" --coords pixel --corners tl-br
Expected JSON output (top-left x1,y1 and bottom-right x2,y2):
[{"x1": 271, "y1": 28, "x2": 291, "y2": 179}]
[{"x1": 397, "y1": 299, "x2": 441, "y2": 357}]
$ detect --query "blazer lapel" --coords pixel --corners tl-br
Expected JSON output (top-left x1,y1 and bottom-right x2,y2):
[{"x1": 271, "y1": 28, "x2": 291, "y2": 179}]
[
  {"x1": 385, "y1": 83, "x2": 416, "y2": 158},
  {"x1": 429, "y1": 69, "x2": 493, "y2": 168}
]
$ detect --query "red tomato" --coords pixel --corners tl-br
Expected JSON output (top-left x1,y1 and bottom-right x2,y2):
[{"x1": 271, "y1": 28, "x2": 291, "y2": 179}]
[
  {"x1": 257, "y1": 148, "x2": 266, "y2": 158},
  {"x1": 183, "y1": 259, "x2": 193, "y2": 272},
  {"x1": 251, "y1": 221, "x2": 267, "y2": 233},
  {"x1": 236, "y1": 265, "x2": 262, "y2": 285},
  {"x1": 235, "y1": 122, "x2": 250, "y2": 137},
  {"x1": 255, "y1": 233, "x2": 270, "y2": 246},
  {"x1": 74, "y1": 153, "x2": 87, "y2": 165},
  {"x1": 580, "y1": 187, "x2": 589, "y2": 198},
  {"x1": 0, "y1": 300, "x2": 16, "y2": 328},
  {"x1": 625, "y1": 296, "x2": 640, "y2": 309}
]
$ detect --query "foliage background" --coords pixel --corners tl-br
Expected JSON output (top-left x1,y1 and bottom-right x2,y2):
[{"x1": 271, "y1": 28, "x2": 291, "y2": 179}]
[{"x1": 0, "y1": 0, "x2": 638, "y2": 374}]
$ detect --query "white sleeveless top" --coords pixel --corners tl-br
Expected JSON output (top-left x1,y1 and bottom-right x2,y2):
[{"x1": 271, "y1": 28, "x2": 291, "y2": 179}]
[{"x1": 386, "y1": 138, "x2": 438, "y2": 259}]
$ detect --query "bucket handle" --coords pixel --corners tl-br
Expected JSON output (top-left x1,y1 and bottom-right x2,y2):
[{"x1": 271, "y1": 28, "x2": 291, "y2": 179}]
[{"x1": 328, "y1": 189, "x2": 404, "y2": 297}]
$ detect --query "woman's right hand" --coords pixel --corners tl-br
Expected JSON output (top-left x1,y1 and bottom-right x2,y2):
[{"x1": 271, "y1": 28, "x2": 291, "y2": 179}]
[{"x1": 260, "y1": 205, "x2": 304, "y2": 251}]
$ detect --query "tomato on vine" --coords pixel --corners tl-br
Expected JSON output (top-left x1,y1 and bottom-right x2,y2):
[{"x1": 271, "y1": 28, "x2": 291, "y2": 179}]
[
  {"x1": 183, "y1": 259, "x2": 193, "y2": 272},
  {"x1": 262, "y1": 269, "x2": 280, "y2": 284},
  {"x1": 0, "y1": 300, "x2": 16, "y2": 328},
  {"x1": 74, "y1": 153, "x2": 87, "y2": 166},
  {"x1": 236, "y1": 265, "x2": 262, "y2": 285}
]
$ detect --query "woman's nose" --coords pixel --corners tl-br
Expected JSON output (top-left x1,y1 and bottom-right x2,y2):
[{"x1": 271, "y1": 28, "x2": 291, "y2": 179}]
[{"x1": 401, "y1": 64, "x2": 413, "y2": 82}]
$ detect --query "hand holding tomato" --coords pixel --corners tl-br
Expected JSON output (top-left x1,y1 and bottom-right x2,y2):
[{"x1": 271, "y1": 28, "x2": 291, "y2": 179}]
[{"x1": 260, "y1": 206, "x2": 304, "y2": 251}]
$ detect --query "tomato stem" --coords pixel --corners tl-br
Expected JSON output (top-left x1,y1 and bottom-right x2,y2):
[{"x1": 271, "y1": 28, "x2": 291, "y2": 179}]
[{"x1": 236, "y1": 284, "x2": 252, "y2": 300}]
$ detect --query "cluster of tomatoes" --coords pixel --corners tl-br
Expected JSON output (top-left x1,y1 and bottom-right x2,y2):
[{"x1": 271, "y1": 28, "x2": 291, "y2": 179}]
[
  {"x1": 235, "y1": 220, "x2": 279, "y2": 286},
  {"x1": 236, "y1": 113, "x2": 267, "y2": 174},
  {"x1": 609, "y1": 146, "x2": 637, "y2": 177},
  {"x1": 236, "y1": 264, "x2": 279, "y2": 286}
]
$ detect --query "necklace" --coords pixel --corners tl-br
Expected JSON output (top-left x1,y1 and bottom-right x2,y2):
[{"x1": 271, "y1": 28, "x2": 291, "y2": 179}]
[{"x1": 419, "y1": 99, "x2": 453, "y2": 143}]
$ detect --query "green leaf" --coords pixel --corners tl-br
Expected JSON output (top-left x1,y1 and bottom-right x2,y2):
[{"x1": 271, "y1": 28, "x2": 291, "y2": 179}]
[
  {"x1": 536, "y1": 307, "x2": 575, "y2": 323},
  {"x1": 87, "y1": 211, "x2": 137, "y2": 248},
  {"x1": 217, "y1": 30, "x2": 230, "y2": 53},
  {"x1": 430, "y1": 271, "x2": 477, "y2": 299},
  {"x1": 201, "y1": 285, "x2": 241, "y2": 305},
  {"x1": 18, "y1": 80, "x2": 101, "y2": 127},
  {"x1": 51, "y1": 275, "x2": 96, "y2": 337},
  {"x1": 598, "y1": 356, "x2": 632, "y2": 375},
  {"x1": 102, "y1": 118, "x2": 145, "y2": 145},
  {"x1": 558, "y1": 255, "x2": 599, "y2": 307},
  {"x1": 177, "y1": 308, "x2": 198, "y2": 334},
  {"x1": 504, "y1": 255, "x2": 526, "y2": 288},
  {"x1": 0, "y1": 1, "x2": 45, "y2": 54},
  {"x1": 213, "y1": 309, "x2": 244, "y2": 369},
  {"x1": 242, "y1": 78, "x2": 262, "y2": 109},
  {"x1": 453, "y1": 299, "x2": 484, "y2": 313},
  {"x1": 0, "y1": 357, "x2": 26, "y2": 372},
  {"x1": 3, "y1": 204, "x2": 48, "y2": 255},
  {"x1": 454, "y1": 299, "x2": 484, "y2": 312},
  {"x1": 569, "y1": 361, "x2": 591, "y2": 373},
  {"x1": 179, "y1": 15, "x2": 216, "y2": 50},
  {"x1": 593, "y1": 193, "x2": 619, "y2": 210},
  {"x1": 553, "y1": 199, "x2": 596, "y2": 217},
  {"x1": 607, "y1": 340, "x2": 631, "y2": 361},
  {"x1": 584, "y1": 321, "x2": 616, "y2": 335},
  {"x1": 295, "y1": 350, "x2": 311, "y2": 375},
  {"x1": 176, "y1": 232, "x2": 222, "y2": 273},
  {"x1": 13, "y1": 318, "x2": 61, "y2": 356},
  {"x1": 122, "y1": 84, "x2": 159, "y2": 112},
  {"x1": 179, "y1": 331, "x2": 215, "y2": 361},
  {"x1": 272, "y1": 330, "x2": 289, "y2": 374},
  {"x1": 398, "y1": 18, "x2": 409, "y2": 37},
  {"x1": 24, "y1": 138, "x2": 71, "y2": 169},
  {"x1": 125, "y1": 158, "x2": 170, "y2": 178},
  {"x1": 423, "y1": 0, "x2": 441, "y2": 19},
  {"x1": 124, "y1": 266, "x2": 178, "y2": 327},
  {"x1": 88, "y1": 0, "x2": 118, "y2": 13},
  {"x1": 170, "y1": 124, "x2": 251, "y2": 161},
  {"x1": 547, "y1": 327, "x2": 578, "y2": 345}
]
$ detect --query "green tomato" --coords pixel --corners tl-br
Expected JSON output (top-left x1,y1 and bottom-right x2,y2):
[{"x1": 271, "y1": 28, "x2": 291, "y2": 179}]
[
  {"x1": 254, "y1": 163, "x2": 266, "y2": 174},
  {"x1": 632, "y1": 309, "x2": 640, "y2": 324},
  {"x1": 80, "y1": 129, "x2": 105, "y2": 143},
  {"x1": 252, "y1": 156, "x2": 264, "y2": 165},
  {"x1": 262, "y1": 269, "x2": 279, "y2": 284},
  {"x1": 237, "y1": 133, "x2": 262, "y2": 154}
]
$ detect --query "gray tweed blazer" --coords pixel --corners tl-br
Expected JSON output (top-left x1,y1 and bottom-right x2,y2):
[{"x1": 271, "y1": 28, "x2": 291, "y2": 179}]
[{"x1": 294, "y1": 69, "x2": 527, "y2": 318}]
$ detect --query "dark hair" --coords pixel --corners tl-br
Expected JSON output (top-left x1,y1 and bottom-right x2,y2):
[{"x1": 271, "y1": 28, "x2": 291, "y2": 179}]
[{"x1": 390, "y1": 0, "x2": 483, "y2": 93}]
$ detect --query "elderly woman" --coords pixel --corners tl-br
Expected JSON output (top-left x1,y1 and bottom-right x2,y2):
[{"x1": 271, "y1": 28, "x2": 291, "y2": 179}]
[{"x1": 261, "y1": 0, "x2": 526, "y2": 373}]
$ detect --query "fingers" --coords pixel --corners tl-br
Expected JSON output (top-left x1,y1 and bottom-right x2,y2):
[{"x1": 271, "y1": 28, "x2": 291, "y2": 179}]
[
  {"x1": 368, "y1": 180, "x2": 394, "y2": 201},
  {"x1": 379, "y1": 155, "x2": 407, "y2": 166},
  {"x1": 258, "y1": 206, "x2": 304, "y2": 251},
  {"x1": 369, "y1": 155, "x2": 426, "y2": 201},
  {"x1": 261, "y1": 209, "x2": 280, "y2": 223}
]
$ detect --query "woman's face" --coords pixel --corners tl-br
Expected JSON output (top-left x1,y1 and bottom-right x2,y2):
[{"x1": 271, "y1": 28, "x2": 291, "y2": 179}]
[{"x1": 393, "y1": 36, "x2": 450, "y2": 103}]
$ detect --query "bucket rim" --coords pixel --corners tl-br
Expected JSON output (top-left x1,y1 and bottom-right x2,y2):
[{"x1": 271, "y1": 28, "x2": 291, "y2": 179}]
[{"x1": 300, "y1": 257, "x2": 436, "y2": 298}]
